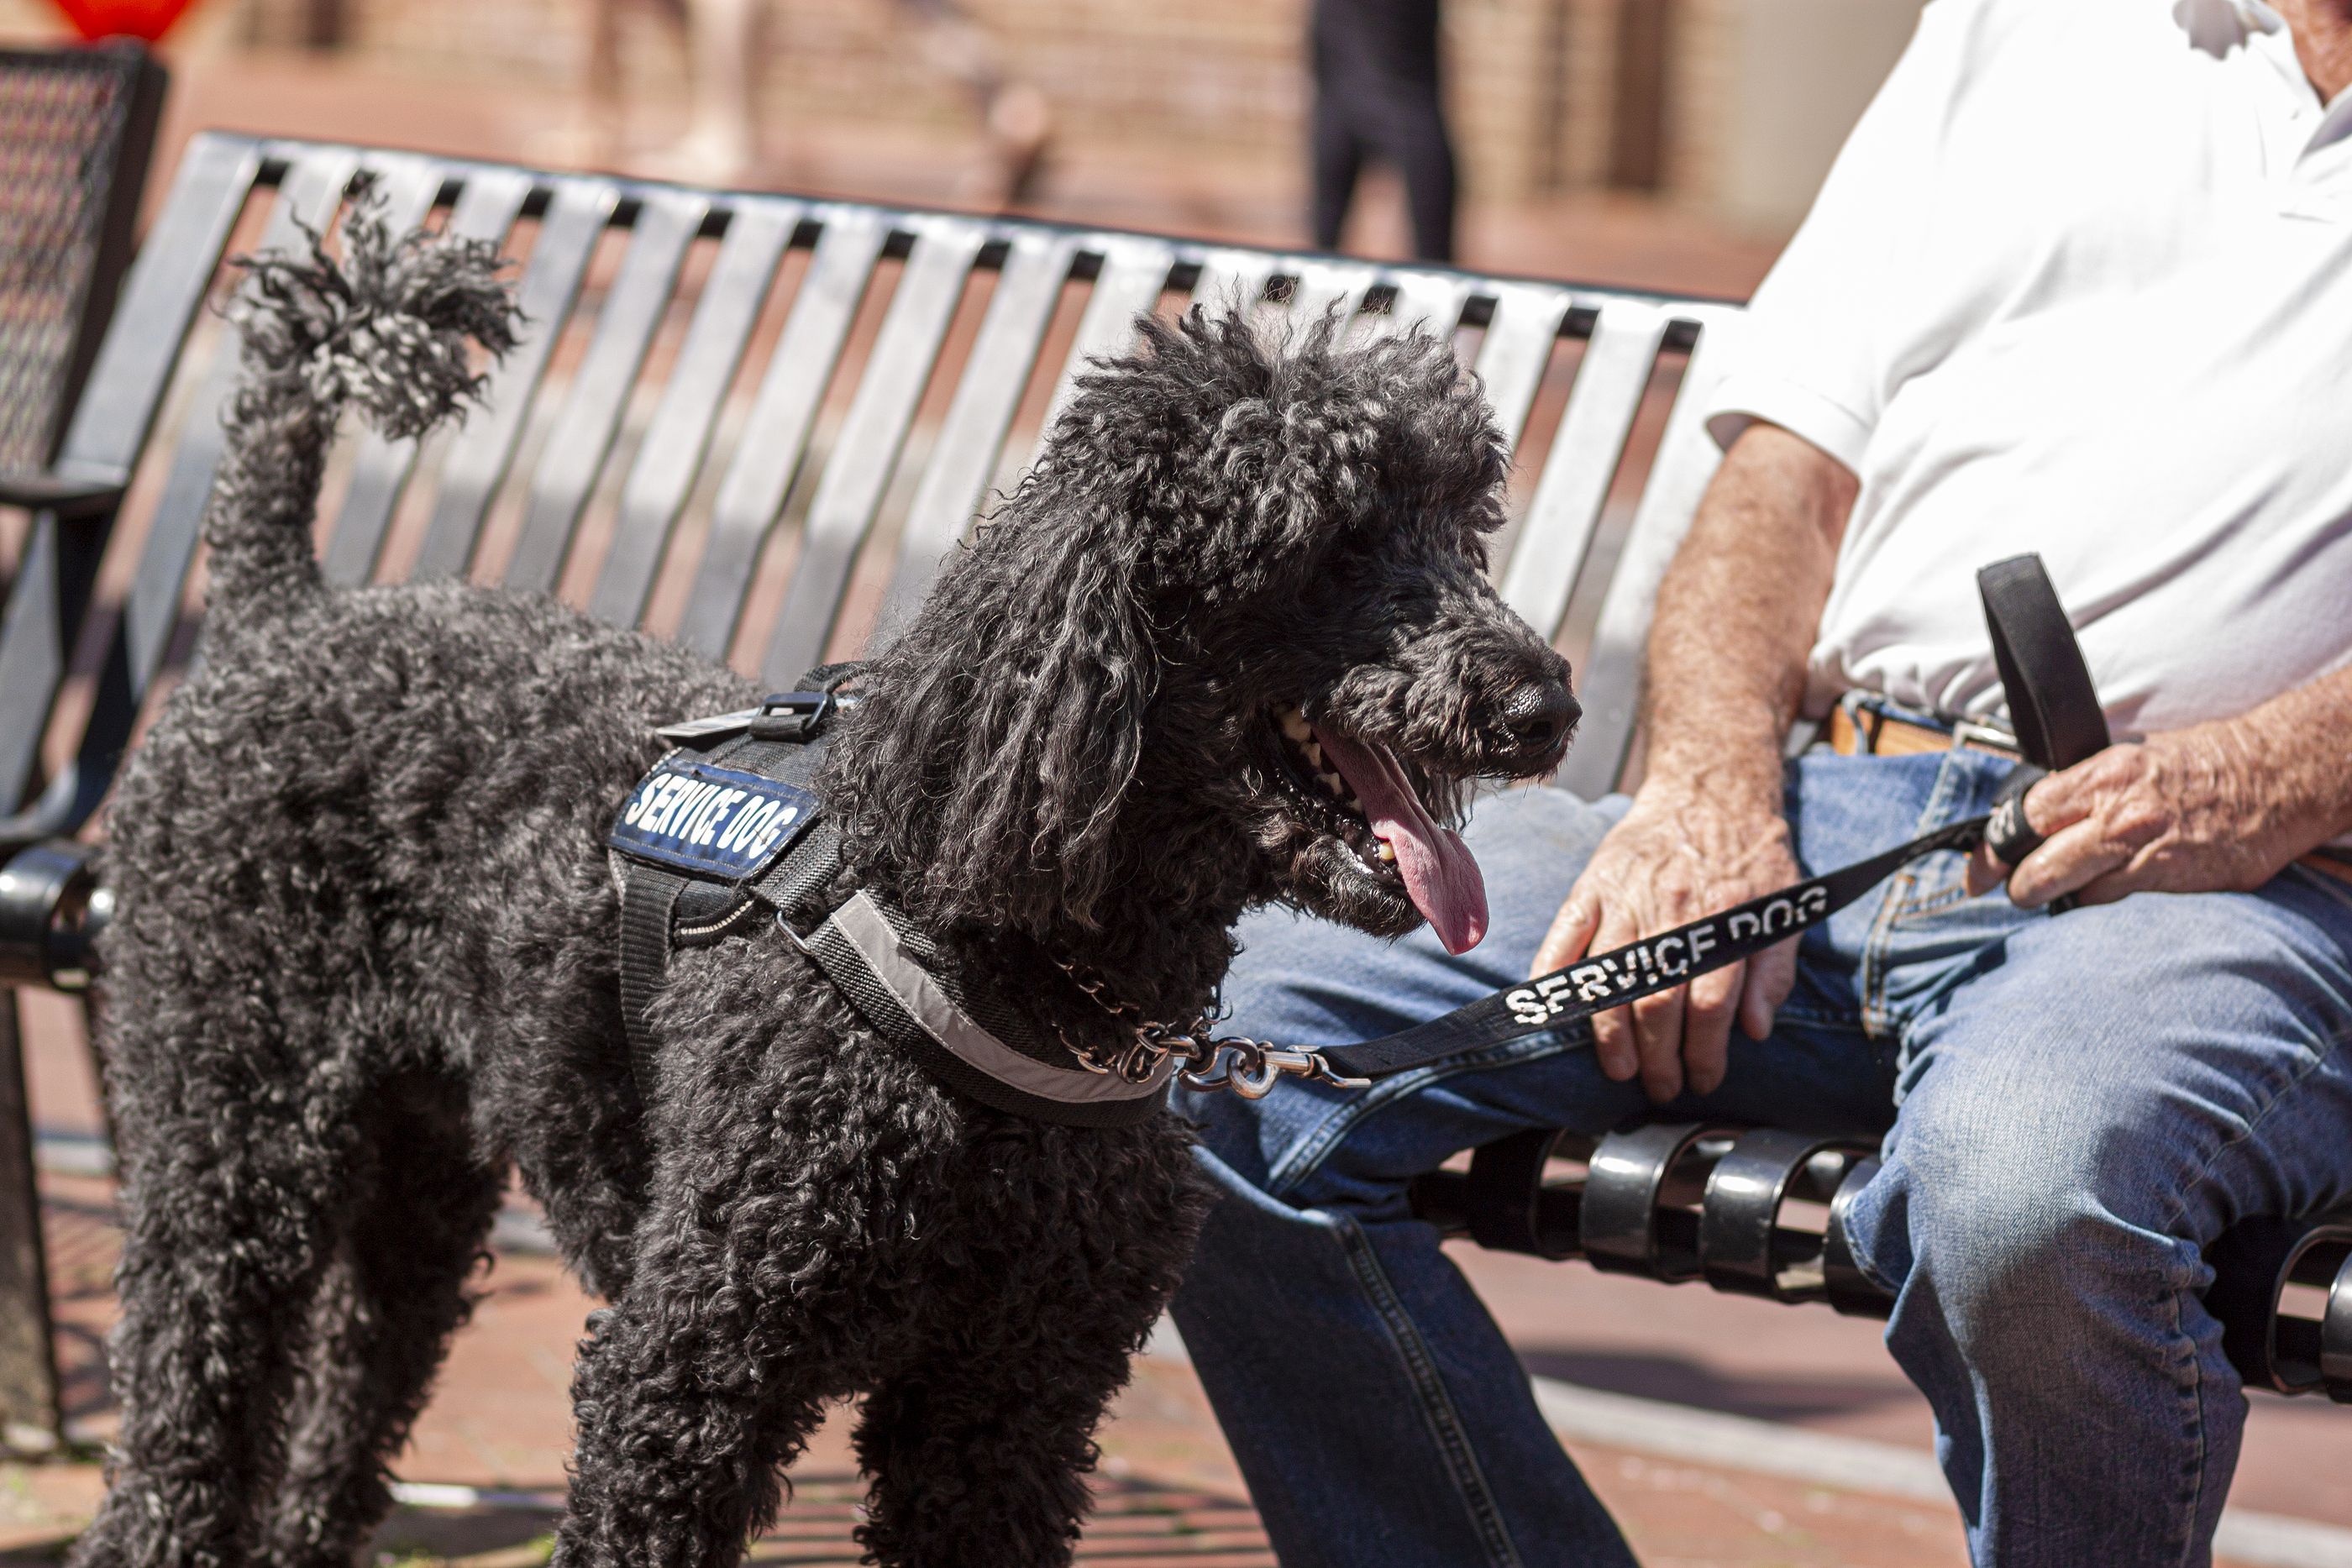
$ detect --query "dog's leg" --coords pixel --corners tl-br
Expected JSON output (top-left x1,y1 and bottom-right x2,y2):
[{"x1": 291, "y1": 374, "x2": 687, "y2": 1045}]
[
  {"x1": 261, "y1": 1072, "x2": 502, "y2": 1568},
  {"x1": 851, "y1": 1289, "x2": 1169, "y2": 1568},
  {"x1": 550, "y1": 1051, "x2": 868, "y2": 1568},
  {"x1": 69, "y1": 1048, "x2": 363, "y2": 1568}
]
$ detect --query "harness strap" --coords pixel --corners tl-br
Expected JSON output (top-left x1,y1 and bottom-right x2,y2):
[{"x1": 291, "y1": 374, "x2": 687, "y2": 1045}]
[
  {"x1": 617, "y1": 863, "x2": 688, "y2": 1093},
  {"x1": 611, "y1": 682, "x2": 1172, "y2": 1127},
  {"x1": 789, "y1": 892, "x2": 1176, "y2": 1126},
  {"x1": 753, "y1": 815, "x2": 845, "y2": 915}
]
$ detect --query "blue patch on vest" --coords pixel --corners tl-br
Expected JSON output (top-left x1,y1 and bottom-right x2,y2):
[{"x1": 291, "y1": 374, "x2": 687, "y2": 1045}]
[{"x1": 610, "y1": 758, "x2": 820, "y2": 881}]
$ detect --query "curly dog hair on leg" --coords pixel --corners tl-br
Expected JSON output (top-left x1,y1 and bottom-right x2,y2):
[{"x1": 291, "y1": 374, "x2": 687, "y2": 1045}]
[{"x1": 76, "y1": 184, "x2": 1575, "y2": 1568}]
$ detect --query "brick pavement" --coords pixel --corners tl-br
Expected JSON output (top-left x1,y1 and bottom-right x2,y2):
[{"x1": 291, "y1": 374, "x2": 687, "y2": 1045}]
[
  {"x1": 8, "y1": 1161, "x2": 1997, "y2": 1567},
  {"x1": 0, "y1": 998, "x2": 2288, "y2": 1568},
  {"x1": 12, "y1": 986, "x2": 2345, "y2": 1565}
]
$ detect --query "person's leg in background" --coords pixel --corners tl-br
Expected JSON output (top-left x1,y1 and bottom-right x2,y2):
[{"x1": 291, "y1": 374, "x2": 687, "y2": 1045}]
[
  {"x1": 1307, "y1": 0, "x2": 1457, "y2": 261},
  {"x1": 1845, "y1": 842, "x2": 2352, "y2": 1567},
  {"x1": 679, "y1": 0, "x2": 761, "y2": 181},
  {"x1": 899, "y1": 0, "x2": 1055, "y2": 209},
  {"x1": 1379, "y1": 84, "x2": 1457, "y2": 263},
  {"x1": 1357, "y1": 0, "x2": 1455, "y2": 262},
  {"x1": 1173, "y1": 753, "x2": 1956, "y2": 1568},
  {"x1": 1308, "y1": 4, "x2": 1366, "y2": 253}
]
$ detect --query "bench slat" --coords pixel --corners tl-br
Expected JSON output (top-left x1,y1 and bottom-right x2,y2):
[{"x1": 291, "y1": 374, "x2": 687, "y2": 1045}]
[
  {"x1": 761, "y1": 218, "x2": 988, "y2": 684},
  {"x1": 506, "y1": 187, "x2": 708, "y2": 595},
  {"x1": 412, "y1": 177, "x2": 617, "y2": 581},
  {"x1": 1037, "y1": 235, "x2": 1177, "y2": 438},
  {"x1": 0, "y1": 132, "x2": 261, "y2": 816},
  {"x1": 323, "y1": 161, "x2": 528, "y2": 586},
  {"x1": 1558, "y1": 312, "x2": 1732, "y2": 800},
  {"x1": 1189, "y1": 248, "x2": 1275, "y2": 317},
  {"x1": 1369, "y1": 270, "x2": 1471, "y2": 341},
  {"x1": 1283, "y1": 260, "x2": 1373, "y2": 332},
  {"x1": 589, "y1": 199, "x2": 801, "y2": 628},
  {"x1": 1469, "y1": 282, "x2": 1574, "y2": 457},
  {"x1": 1497, "y1": 303, "x2": 1669, "y2": 642},
  {"x1": 120, "y1": 148, "x2": 358, "y2": 690},
  {"x1": 875, "y1": 228, "x2": 1076, "y2": 632},
  {"x1": 678, "y1": 207, "x2": 886, "y2": 660}
]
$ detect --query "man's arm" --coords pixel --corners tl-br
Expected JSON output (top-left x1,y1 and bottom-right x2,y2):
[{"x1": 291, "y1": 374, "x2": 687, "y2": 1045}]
[
  {"x1": 1532, "y1": 422, "x2": 1855, "y2": 1101},
  {"x1": 1967, "y1": 668, "x2": 2352, "y2": 905}
]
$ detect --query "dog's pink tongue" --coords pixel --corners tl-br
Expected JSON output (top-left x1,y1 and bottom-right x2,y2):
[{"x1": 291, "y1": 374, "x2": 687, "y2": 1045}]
[{"x1": 1313, "y1": 728, "x2": 1488, "y2": 955}]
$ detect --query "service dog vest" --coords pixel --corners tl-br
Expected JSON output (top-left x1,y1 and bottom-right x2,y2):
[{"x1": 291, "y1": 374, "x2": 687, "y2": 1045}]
[{"x1": 606, "y1": 674, "x2": 1174, "y2": 1129}]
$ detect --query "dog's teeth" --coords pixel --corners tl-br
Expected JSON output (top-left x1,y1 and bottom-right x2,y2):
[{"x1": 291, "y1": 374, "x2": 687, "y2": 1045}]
[
  {"x1": 1303, "y1": 739, "x2": 1323, "y2": 768},
  {"x1": 1376, "y1": 842, "x2": 1397, "y2": 863},
  {"x1": 1279, "y1": 707, "x2": 1314, "y2": 742}
]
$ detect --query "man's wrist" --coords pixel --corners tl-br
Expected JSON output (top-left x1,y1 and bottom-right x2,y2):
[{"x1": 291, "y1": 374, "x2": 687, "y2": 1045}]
[
  {"x1": 2208, "y1": 701, "x2": 2352, "y2": 856},
  {"x1": 1640, "y1": 735, "x2": 1787, "y2": 819}
]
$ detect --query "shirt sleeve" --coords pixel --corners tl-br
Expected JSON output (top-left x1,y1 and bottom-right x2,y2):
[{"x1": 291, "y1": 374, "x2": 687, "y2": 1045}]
[{"x1": 1703, "y1": 0, "x2": 1977, "y2": 472}]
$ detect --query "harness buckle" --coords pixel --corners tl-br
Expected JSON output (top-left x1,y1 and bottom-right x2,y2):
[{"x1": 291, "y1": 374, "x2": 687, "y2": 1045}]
[{"x1": 750, "y1": 690, "x2": 837, "y2": 742}]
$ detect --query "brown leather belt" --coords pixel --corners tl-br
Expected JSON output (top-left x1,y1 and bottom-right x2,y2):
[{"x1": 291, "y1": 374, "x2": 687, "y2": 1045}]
[
  {"x1": 1828, "y1": 699, "x2": 2352, "y2": 883},
  {"x1": 1827, "y1": 704, "x2": 2019, "y2": 760}
]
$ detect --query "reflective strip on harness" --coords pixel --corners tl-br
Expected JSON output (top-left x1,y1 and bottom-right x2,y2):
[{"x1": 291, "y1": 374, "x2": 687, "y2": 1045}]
[{"x1": 816, "y1": 891, "x2": 1173, "y2": 1110}]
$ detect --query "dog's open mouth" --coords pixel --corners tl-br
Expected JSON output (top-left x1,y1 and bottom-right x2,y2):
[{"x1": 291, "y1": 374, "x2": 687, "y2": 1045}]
[{"x1": 1270, "y1": 705, "x2": 1489, "y2": 954}]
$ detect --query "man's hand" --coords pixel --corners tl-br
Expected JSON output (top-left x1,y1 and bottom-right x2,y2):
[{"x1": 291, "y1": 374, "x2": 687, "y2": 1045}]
[
  {"x1": 1967, "y1": 717, "x2": 2335, "y2": 907},
  {"x1": 1545, "y1": 420, "x2": 1854, "y2": 1103},
  {"x1": 1532, "y1": 782, "x2": 1802, "y2": 1102}
]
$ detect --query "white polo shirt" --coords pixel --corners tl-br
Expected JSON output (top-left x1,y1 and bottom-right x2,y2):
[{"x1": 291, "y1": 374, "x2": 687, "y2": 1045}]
[{"x1": 1704, "y1": 0, "x2": 2352, "y2": 740}]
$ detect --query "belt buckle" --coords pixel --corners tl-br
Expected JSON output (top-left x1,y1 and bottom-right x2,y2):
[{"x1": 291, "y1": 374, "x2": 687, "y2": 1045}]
[{"x1": 1950, "y1": 718, "x2": 2020, "y2": 758}]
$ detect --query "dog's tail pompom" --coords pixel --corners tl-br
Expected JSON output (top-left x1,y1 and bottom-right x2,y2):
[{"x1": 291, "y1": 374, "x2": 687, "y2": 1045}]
[
  {"x1": 203, "y1": 172, "x2": 522, "y2": 611},
  {"x1": 228, "y1": 176, "x2": 520, "y2": 440}
]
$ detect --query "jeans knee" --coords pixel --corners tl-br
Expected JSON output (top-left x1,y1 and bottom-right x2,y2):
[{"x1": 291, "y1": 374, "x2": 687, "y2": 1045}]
[{"x1": 1871, "y1": 1100, "x2": 2190, "y2": 1359}]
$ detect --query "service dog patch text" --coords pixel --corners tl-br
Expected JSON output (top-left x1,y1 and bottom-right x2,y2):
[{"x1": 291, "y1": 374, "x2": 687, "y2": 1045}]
[{"x1": 610, "y1": 758, "x2": 821, "y2": 880}]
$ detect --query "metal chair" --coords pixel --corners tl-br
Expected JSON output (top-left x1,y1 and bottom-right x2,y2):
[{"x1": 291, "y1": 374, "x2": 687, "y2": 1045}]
[{"x1": 0, "y1": 39, "x2": 165, "y2": 1446}]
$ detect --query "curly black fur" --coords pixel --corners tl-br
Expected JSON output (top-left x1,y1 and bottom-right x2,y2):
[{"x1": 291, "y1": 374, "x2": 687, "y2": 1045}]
[{"x1": 74, "y1": 194, "x2": 1571, "y2": 1568}]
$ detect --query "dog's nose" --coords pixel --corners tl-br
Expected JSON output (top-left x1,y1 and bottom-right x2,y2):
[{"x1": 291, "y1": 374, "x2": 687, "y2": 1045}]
[{"x1": 1499, "y1": 678, "x2": 1578, "y2": 758}]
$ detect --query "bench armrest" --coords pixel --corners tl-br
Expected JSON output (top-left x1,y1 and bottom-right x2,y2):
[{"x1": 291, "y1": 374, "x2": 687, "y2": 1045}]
[
  {"x1": 0, "y1": 470, "x2": 127, "y2": 518},
  {"x1": 0, "y1": 837, "x2": 108, "y2": 991}
]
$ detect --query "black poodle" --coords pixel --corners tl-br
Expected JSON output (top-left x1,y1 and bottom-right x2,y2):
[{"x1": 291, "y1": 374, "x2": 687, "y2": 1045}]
[{"x1": 72, "y1": 194, "x2": 1574, "y2": 1568}]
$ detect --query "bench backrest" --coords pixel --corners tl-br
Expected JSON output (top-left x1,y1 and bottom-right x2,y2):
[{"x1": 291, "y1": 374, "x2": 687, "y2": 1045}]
[{"x1": 0, "y1": 134, "x2": 1743, "y2": 845}]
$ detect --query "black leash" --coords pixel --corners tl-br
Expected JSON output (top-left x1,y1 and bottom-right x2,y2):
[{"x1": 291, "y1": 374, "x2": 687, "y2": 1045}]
[
  {"x1": 1316, "y1": 810, "x2": 1994, "y2": 1079},
  {"x1": 1974, "y1": 556, "x2": 2112, "y2": 911},
  {"x1": 1221, "y1": 553, "x2": 2111, "y2": 1093}
]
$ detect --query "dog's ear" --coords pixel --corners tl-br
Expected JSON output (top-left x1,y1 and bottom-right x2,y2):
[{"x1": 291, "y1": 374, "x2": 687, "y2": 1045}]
[{"x1": 830, "y1": 464, "x2": 1154, "y2": 936}]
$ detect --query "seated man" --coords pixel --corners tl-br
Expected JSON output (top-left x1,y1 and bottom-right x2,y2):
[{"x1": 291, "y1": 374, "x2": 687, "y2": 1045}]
[{"x1": 1170, "y1": 2, "x2": 2352, "y2": 1564}]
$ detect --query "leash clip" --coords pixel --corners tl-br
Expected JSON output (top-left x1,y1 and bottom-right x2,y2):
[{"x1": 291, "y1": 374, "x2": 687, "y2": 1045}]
[{"x1": 1178, "y1": 1036, "x2": 1369, "y2": 1098}]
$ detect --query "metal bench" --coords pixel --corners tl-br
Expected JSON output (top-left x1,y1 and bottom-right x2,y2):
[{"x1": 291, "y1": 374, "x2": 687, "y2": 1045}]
[{"x1": 0, "y1": 132, "x2": 2342, "y2": 1449}]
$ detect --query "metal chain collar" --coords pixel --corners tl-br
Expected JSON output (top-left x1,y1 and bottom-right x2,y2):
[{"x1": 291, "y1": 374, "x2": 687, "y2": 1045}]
[{"x1": 1052, "y1": 962, "x2": 1369, "y2": 1099}]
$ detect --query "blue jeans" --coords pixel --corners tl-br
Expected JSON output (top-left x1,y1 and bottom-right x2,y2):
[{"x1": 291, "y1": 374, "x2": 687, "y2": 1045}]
[{"x1": 1171, "y1": 747, "x2": 2352, "y2": 1568}]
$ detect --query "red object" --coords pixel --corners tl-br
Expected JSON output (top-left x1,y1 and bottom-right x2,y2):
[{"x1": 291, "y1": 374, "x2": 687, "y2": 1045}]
[{"x1": 49, "y1": 0, "x2": 196, "y2": 43}]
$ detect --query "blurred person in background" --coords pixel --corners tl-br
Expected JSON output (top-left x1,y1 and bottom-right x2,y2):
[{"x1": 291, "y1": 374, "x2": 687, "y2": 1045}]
[
  {"x1": 1310, "y1": 0, "x2": 1456, "y2": 260},
  {"x1": 1175, "y1": 1, "x2": 2352, "y2": 1564},
  {"x1": 575, "y1": 0, "x2": 1052, "y2": 204}
]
